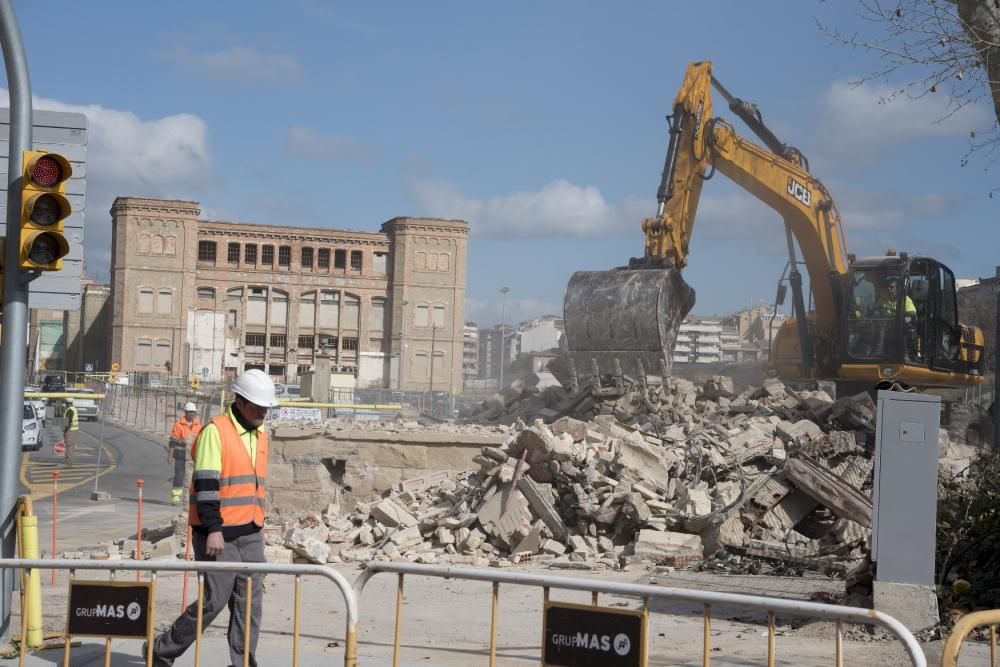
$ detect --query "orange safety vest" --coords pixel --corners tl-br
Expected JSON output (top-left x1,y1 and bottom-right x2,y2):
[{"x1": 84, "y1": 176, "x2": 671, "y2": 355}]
[
  {"x1": 170, "y1": 418, "x2": 202, "y2": 448},
  {"x1": 188, "y1": 414, "x2": 267, "y2": 529}
]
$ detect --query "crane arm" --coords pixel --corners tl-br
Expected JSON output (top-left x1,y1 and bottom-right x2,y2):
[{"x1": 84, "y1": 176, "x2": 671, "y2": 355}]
[{"x1": 642, "y1": 61, "x2": 850, "y2": 337}]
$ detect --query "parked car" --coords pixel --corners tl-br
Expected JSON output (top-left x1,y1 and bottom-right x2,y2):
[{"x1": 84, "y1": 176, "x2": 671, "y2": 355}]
[
  {"x1": 274, "y1": 384, "x2": 301, "y2": 400},
  {"x1": 24, "y1": 385, "x2": 47, "y2": 426},
  {"x1": 41, "y1": 375, "x2": 65, "y2": 393},
  {"x1": 21, "y1": 402, "x2": 41, "y2": 452}
]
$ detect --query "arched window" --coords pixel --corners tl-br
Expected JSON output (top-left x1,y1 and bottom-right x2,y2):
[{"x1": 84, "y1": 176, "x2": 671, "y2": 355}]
[
  {"x1": 138, "y1": 288, "x2": 154, "y2": 314},
  {"x1": 156, "y1": 289, "x2": 173, "y2": 315}
]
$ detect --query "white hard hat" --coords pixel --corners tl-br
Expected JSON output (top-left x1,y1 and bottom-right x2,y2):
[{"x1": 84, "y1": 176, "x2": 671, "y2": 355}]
[
  {"x1": 232, "y1": 369, "x2": 278, "y2": 408},
  {"x1": 184, "y1": 402, "x2": 197, "y2": 412},
  {"x1": 64, "y1": 398, "x2": 74, "y2": 404}
]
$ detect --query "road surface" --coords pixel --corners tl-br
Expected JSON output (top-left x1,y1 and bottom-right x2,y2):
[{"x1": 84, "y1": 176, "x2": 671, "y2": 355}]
[{"x1": 21, "y1": 416, "x2": 183, "y2": 550}]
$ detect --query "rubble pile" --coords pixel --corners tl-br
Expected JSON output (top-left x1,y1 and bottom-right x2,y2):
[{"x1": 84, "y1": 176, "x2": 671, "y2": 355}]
[{"x1": 280, "y1": 375, "x2": 880, "y2": 576}]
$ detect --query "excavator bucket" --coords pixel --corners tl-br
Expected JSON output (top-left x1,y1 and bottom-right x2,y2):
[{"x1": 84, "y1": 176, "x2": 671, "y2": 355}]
[{"x1": 563, "y1": 267, "x2": 695, "y2": 385}]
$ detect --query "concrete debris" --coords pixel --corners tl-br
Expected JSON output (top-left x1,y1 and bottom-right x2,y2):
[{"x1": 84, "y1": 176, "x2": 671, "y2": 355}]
[{"x1": 277, "y1": 373, "x2": 916, "y2": 577}]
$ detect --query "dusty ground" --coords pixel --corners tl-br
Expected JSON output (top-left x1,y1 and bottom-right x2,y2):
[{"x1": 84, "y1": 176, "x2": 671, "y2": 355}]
[{"x1": 18, "y1": 561, "x2": 990, "y2": 666}]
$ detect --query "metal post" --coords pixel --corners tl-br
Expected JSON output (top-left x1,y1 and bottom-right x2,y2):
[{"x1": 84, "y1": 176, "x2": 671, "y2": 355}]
[
  {"x1": 91, "y1": 386, "x2": 108, "y2": 501},
  {"x1": 0, "y1": 0, "x2": 31, "y2": 637},
  {"x1": 497, "y1": 287, "x2": 509, "y2": 391}
]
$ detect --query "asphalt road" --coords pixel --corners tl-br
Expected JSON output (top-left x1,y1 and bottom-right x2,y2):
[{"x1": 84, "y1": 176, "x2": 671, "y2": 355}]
[{"x1": 21, "y1": 417, "x2": 183, "y2": 551}]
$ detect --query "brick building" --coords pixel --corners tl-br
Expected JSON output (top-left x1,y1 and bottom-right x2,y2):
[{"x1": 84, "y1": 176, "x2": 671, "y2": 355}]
[{"x1": 109, "y1": 197, "x2": 468, "y2": 392}]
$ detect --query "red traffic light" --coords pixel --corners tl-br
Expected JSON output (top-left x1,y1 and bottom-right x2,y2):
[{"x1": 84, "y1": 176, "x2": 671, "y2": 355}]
[{"x1": 30, "y1": 156, "x2": 64, "y2": 187}]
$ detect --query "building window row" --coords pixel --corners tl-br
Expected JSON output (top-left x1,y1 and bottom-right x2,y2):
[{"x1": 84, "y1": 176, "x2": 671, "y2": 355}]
[
  {"x1": 414, "y1": 251, "x2": 450, "y2": 273},
  {"x1": 197, "y1": 240, "x2": 386, "y2": 274},
  {"x1": 137, "y1": 287, "x2": 173, "y2": 315},
  {"x1": 414, "y1": 302, "x2": 447, "y2": 329},
  {"x1": 135, "y1": 338, "x2": 172, "y2": 368}
]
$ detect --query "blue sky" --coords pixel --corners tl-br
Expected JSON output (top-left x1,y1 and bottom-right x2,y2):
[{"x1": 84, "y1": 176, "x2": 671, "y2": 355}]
[{"x1": 7, "y1": 1, "x2": 997, "y2": 326}]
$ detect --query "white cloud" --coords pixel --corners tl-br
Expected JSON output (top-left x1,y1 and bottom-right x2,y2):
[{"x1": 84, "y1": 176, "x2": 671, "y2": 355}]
[
  {"x1": 410, "y1": 179, "x2": 649, "y2": 238},
  {"x1": 284, "y1": 127, "x2": 375, "y2": 164},
  {"x1": 6, "y1": 90, "x2": 214, "y2": 279},
  {"x1": 165, "y1": 46, "x2": 303, "y2": 86},
  {"x1": 816, "y1": 80, "x2": 991, "y2": 166}
]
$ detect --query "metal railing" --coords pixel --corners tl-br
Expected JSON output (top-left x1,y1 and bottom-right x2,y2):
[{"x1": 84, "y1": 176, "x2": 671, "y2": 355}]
[
  {"x1": 354, "y1": 562, "x2": 927, "y2": 667},
  {"x1": 100, "y1": 382, "x2": 226, "y2": 440},
  {"x1": 940, "y1": 608, "x2": 1000, "y2": 667},
  {"x1": 2, "y1": 558, "x2": 359, "y2": 667}
]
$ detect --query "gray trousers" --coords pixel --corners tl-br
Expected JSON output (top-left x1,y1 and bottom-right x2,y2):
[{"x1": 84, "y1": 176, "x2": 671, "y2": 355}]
[
  {"x1": 171, "y1": 456, "x2": 186, "y2": 488},
  {"x1": 154, "y1": 530, "x2": 265, "y2": 667}
]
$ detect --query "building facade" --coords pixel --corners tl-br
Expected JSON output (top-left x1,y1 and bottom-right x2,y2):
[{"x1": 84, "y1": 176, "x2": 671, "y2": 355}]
[
  {"x1": 477, "y1": 324, "x2": 515, "y2": 381},
  {"x1": 462, "y1": 322, "x2": 479, "y2": 384},
  {"x1": 109, "y1": 197, "x2": 468, "y2": 391},
  {"x1": 517, "y1": 315, "x2": 563, "y2": 355},
  {"x1": 674, "y1": 319, "x2": 723, "y2": 364}
]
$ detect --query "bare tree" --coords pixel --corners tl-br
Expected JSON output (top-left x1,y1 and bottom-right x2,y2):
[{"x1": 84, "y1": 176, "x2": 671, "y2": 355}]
[{"x1": 820, "y1": 1, "x2": 1000, "y2": 166}]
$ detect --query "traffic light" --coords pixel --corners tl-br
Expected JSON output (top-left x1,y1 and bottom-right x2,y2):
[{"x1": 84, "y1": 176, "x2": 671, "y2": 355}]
[{"x1": 20, "y1": 150, "x2": 72, "y2": 270}]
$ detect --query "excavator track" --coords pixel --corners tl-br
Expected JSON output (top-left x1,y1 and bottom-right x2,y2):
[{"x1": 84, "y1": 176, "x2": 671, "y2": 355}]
[{"x1": 563, "y1": 266, "x2": 695, "y2": 384}]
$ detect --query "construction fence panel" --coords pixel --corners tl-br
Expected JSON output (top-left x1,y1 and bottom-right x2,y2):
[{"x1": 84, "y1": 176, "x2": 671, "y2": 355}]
[
  {"x1": 3, "y1": 558, "x2": 359, "y2": 667},
  {"x1": 100, "y1": 383, "x2": 226, "y2": 440},
  {"x1": 354, "y1": 562, "x2": 927, "y2": 667},
  {"x1": 939, "y1": 608, "x2": 1000, "y2": 667}
]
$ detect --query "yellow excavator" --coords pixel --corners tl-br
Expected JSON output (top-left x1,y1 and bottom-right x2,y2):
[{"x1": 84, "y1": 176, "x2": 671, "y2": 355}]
[{"x1": 563, "y1": 61, "x2": 985, "y2": 390}]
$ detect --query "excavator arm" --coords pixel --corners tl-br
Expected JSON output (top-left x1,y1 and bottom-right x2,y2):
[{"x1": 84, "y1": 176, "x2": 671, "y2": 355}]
[
  {"x1": 643, "y1": 62, "x2": 850, "y2": 367},
  {"x1": 564, "y1": 61, "x2": 850, "y2": 381},
  {"x1": 563, "y1": 60, "x2": 983, "y2": 389}
]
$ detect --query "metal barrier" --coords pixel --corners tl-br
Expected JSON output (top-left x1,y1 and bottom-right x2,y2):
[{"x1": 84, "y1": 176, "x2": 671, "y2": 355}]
[
  {"x1": 354, "y1": 562, "x2": 927, "y2": 667},
  {"x1": 1, "y1": 558, "x2": 359, "y2": 667},
  {"x1": 940, "y1": 608, "x2": 1000, "y2": 666}
]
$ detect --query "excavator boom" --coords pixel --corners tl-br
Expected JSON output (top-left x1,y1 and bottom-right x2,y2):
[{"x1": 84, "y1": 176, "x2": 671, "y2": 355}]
[{"x1": 562, "y1": 61, "x2": 984, "y2": 389}]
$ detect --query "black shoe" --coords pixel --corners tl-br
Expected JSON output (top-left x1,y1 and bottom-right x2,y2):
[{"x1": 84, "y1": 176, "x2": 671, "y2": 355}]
[{"x1": 141, "y1": 640, "x2": 173, "y2": 667}]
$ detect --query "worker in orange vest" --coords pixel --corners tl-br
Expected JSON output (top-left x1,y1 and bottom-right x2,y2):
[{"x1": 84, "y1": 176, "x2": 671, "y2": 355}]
[
  {"x1": 148, "y1": 370, "x2": 277, "y2": 667},
  {"x1": 167, "y1": 402, "x2": 201, "y2": 505}
]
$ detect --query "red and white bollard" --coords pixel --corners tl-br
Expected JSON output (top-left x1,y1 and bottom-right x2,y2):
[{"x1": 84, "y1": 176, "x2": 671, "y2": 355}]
[
  {"x1": 51, "y1": 470, "x2": 59, "y2": 585},
  {"x1": 136, "y1": 478, "x2": 144, "y2": 581}
]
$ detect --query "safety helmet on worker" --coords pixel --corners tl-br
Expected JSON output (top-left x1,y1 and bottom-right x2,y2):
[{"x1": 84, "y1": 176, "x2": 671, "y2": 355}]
[
  {"x1": 232, "y1": 369, "x2": 279, "y2": 408},
  {"x1": 183, "y1": 401, "x2": 197, "y2": 413},
  {"x1": 64, "y1": 398, "x2": 74, "y2": 404}
]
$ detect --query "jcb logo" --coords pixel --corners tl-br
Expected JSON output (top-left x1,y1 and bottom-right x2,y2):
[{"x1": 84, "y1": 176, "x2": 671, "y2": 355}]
[
  {"x1": 787, "y1": 177, "x2": 811, "y2": 207},
  {"x1": 692, "y1": 99, "x2": 705, "y2": 143}
]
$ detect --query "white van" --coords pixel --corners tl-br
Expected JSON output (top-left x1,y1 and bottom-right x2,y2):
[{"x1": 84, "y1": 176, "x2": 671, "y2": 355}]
[{"x1": 21, "y1": 402, "x2": 40, "y2": 451}]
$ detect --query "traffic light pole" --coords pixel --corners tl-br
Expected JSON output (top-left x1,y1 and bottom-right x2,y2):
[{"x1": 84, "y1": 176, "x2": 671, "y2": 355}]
[{"x1": 0, "y1": 0, "x2": 31, "y2": 639}]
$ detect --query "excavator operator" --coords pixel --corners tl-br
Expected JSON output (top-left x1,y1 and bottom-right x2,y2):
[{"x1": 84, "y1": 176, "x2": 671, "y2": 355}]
[
  {"x1": 874, "y1": 276, "x2": 916, "y2": 322},
  {"x1": 876, "y1": 276, "x2": 919, "y2": 361}
]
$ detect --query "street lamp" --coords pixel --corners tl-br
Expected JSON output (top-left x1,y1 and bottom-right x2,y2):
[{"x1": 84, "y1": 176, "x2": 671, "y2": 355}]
[
  {"x1": 398, "y1": 299, "x2": 409, "y2": 392},
  {"x1": 497, "y1": 286, "x2": 510, "y2": 391}
]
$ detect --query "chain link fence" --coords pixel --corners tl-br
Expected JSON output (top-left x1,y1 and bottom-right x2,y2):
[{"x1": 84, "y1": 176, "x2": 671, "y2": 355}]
[{"x1": 86, "y1": 381, "x2": 485, "y2": 434}]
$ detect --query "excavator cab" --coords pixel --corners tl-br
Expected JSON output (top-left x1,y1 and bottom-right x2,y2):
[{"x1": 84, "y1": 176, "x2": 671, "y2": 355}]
[{"x1": 841, "y1": 255, "x2": 985, "y2": 385}]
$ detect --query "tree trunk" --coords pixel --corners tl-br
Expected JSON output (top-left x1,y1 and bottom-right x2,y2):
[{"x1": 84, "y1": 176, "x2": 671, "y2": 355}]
[{"x1": 957, "y1": 0, "x2": 1000, "y2": 124}]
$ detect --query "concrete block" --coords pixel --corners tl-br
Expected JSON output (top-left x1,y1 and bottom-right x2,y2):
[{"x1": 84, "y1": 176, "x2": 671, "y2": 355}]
[
  {"x1": 873, "y1": 580, "x2": 939, "y2": 632},
  {"x1": 148, "y1": 536, "x2": 179, "y2": 560},
  {"x1": 370, "y1": 498, "x2": 418, "y2": 528},
  {"x1": 389, "y1": 526, "x2": 423, "y2": 551},
  {"x1": 633, "y1": 530, "x2": 703, "y2": 561},
  {"x1": 264, "y1": 545, "x2": 294, "y2": 564}
]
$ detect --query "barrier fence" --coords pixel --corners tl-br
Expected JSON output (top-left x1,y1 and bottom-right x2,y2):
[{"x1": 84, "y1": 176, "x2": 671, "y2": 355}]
[
  {"x1": 353, "y1": 562, "x2": 927, "y2": 667},
  {"x1": 4, "y1": 558, "x2": 359, "y2": 667},
  {"x1": 939, "y1": 608, "x2": 1000, "y2": 667}
]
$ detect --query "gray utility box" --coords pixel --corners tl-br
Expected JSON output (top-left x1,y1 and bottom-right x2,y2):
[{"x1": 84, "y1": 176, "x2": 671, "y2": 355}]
[{"x1": 871, "y1": 390, "x2": 940, "y2": 585}]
